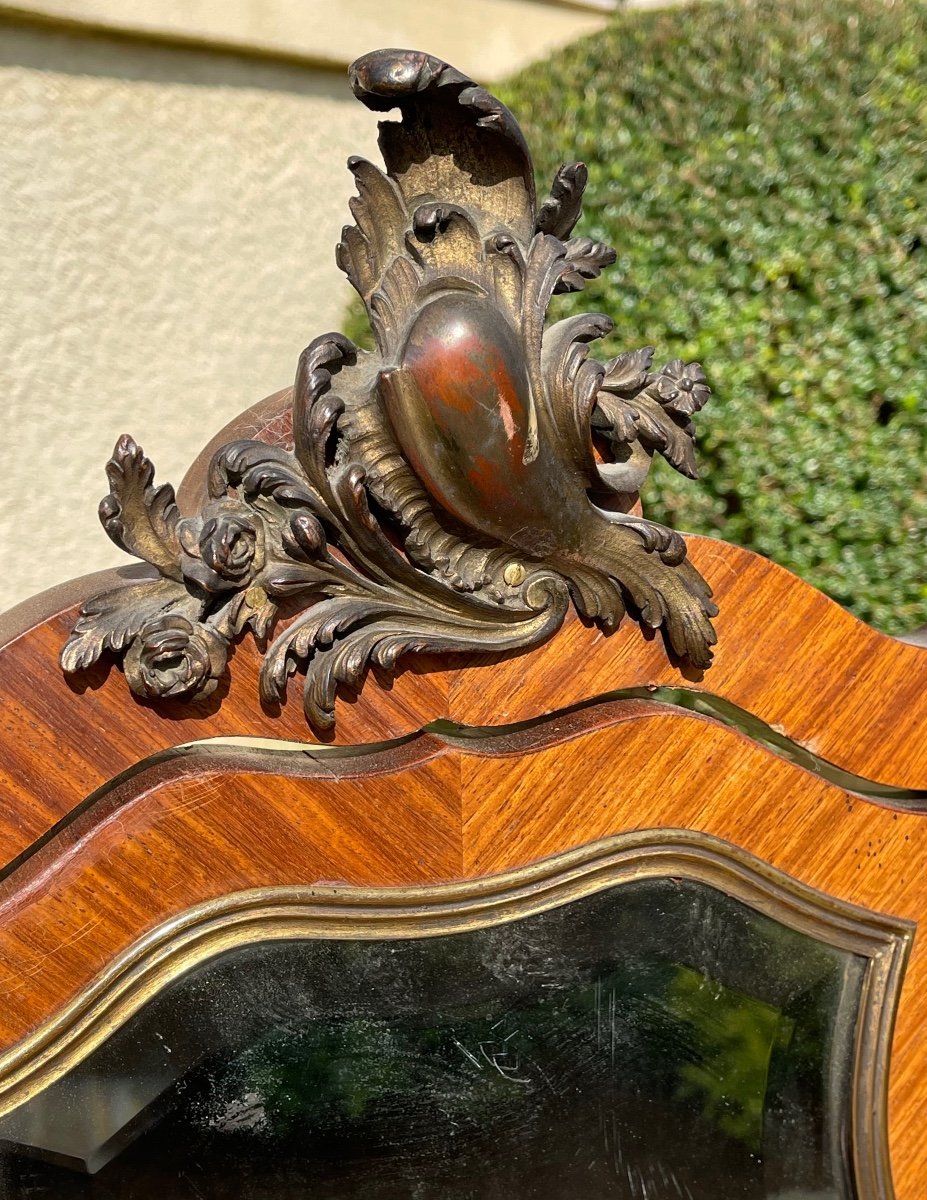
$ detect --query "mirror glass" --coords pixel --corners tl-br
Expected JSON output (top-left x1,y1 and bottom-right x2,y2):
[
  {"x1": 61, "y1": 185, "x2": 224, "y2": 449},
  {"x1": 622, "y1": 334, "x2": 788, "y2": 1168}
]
[{"x1": 0, "y1": 878, "x2": 864, "y2": 1199}]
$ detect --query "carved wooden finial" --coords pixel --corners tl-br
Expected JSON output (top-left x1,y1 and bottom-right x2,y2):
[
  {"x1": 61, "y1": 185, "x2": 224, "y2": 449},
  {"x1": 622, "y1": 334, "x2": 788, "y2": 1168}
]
[{"x1": 61, "y1": 48, "x2": 717, "y2": 730}]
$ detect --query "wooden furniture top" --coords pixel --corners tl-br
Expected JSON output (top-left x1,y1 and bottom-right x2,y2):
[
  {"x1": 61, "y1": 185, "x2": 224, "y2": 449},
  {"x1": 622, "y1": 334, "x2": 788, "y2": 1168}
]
[{"x1": 0, "y1": 44, "x2": 924, "y2": 1198}]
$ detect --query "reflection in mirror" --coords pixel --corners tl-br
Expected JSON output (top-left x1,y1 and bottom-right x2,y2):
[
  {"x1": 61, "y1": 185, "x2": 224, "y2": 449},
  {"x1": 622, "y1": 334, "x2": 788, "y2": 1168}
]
[{"x1": 0, "y1": 880, "x2": 868, "y2": 1198}]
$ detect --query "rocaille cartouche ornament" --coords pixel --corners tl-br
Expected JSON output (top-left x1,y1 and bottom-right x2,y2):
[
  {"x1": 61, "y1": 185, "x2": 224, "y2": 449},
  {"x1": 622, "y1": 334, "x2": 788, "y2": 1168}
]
[{"x1": 62, "y1": 48, "x2": 718, "y2": 730}]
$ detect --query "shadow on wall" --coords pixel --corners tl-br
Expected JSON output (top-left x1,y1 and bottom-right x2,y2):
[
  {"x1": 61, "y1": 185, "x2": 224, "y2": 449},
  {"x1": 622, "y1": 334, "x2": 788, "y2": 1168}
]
[
  {"x1": 0, "y1": 21, "x2": 380, "y2": 613},
  {"x1": 0, "y1": 18, "x2": 362, "y2": 95}
]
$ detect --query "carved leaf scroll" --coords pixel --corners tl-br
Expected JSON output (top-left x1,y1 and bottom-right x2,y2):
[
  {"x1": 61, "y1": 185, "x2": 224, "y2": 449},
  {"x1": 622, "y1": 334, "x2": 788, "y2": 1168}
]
[{"x1": 62, "y1": 48, "x2": 718, "y2": 731}]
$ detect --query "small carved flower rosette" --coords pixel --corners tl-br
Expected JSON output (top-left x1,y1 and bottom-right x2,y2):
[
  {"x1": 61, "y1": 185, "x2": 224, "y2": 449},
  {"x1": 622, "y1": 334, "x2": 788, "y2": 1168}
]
[{"x1": 62, "y1": 49, "x2": 717, "y2": 731}]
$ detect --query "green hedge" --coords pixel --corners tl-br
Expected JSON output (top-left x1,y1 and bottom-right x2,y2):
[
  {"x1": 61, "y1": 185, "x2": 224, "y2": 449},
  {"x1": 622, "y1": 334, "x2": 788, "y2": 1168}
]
[{"x1": 347, "y1": 0, "x2": 927, "y2": 634}]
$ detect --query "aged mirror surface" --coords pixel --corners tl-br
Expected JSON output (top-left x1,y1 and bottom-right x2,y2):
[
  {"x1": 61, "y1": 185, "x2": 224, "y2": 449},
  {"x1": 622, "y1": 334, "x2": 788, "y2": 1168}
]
[{"x1": 0, "y1": 878, "x2": 868, "y2": 1199}]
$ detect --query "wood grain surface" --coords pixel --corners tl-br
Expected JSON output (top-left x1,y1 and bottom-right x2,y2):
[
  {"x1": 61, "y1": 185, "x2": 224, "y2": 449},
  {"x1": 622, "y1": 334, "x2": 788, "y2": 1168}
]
[
  {"x1": 0, "y1": 530, "x2": 924, "y2": 873},
  {"x1": 0, "y1": 392, "x2": 925, "y2": 1192},
  {"x1": 0, "y1": 702, "x2": 923, "y2": 1192}
]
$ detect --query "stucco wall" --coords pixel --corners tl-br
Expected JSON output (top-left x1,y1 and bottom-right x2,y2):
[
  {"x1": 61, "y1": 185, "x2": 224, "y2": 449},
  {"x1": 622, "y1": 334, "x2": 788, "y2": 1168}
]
[
  {"x1": 0, "y1": 24, "x2": 383, "y2": 610},
  {"x1": 1, "y1": 0, "x2": 611, "y2": 78},
  {"x1": 0, "y1": 4, "x2": 607, "y2": 612}
]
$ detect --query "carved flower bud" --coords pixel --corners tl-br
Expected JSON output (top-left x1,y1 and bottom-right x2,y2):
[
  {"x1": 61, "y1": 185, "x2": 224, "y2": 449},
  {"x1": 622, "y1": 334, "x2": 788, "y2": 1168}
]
[
  {"x1": 124, "y1": 615, "x2": 227, "y2": 700},
  {"x1": 654, "y1": 360, "x2": 711, "y2": 416},
  {"x1": 98, "y1": 494, "x2": 120, "y2": 525},
  {"x1": 282, "y1": 512, "x2": 326, "y2": 561},
  {"x1": 180, "y1": 500, "x2": 265, "y2": 593}
]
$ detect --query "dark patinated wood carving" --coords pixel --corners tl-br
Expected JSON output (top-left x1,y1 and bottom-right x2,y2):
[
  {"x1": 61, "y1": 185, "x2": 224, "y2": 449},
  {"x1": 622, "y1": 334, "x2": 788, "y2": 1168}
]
[{"x1": 60, "y1": 48, "x2": 717, "y2": 730}]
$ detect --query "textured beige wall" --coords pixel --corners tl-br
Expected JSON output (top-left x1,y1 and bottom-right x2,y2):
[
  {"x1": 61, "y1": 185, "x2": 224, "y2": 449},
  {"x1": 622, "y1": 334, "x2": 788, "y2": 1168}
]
[
  {"x1": 0, "y1": 0, "x2": 610, "y2": 78},
  {"x1": 0, "y1": 25, "x2": 379, "y2": 612},
  {"x1": 0, "y1": 7, "x2": 608, "y2": 614}
]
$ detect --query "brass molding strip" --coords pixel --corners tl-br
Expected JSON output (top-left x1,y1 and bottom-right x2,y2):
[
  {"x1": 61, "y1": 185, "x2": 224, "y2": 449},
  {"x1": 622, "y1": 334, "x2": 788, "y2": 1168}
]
[
  {"x1": 0, "y1": 827, "x2": 911, "y2": 1200},
  {"x1": 434, "y1": 685, "x2": 927, "y2": 803},
  {"x1": 2, "y1": 686, "x2": 925, "y2": 891}
]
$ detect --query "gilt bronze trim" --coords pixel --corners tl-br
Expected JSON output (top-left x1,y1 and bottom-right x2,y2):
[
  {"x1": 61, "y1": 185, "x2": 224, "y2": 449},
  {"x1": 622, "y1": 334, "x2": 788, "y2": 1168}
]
[
  {"x1": 61, "y1": 48, "x2": 718, "y2": 731},
  {"x1": 0, "y1": 829, "x2": 909, "y2": 1198}
]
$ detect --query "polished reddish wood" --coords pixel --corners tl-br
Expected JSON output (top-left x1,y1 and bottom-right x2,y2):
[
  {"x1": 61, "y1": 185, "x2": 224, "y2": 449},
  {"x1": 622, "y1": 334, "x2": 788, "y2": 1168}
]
[
  {"x1": 1, "y1": 391, "x2": 926, "y2": 1192},
  {"x1": 396, "y1": 294, "x2": 535, "y2": 532},
  {"x1": 0, "y1": 703, "x2": 924, "y2": 1191},
  {"x1": 450, "y1": 538, "x2": 927, "y2": 788},
  {"x1": 0, "y1": 535, "x2": 924, "y2": 871},
  {"x1": 0, "y1": 738, "x2": 459, "y2": 1039},
  {"x1": 176, "y1": 387, "x2": 293, "y2": 515},
  {"x1": 0, "y1": 574, "x2": 452, "y2": 868}
]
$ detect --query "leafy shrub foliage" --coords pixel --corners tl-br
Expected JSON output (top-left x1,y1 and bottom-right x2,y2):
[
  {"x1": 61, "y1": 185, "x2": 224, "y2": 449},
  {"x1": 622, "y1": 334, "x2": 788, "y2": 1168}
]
[
  {"x1": 501, "y1": 0, "x2": 927, "y2": 634},
  {"x1": 347, "y1": 0, "x2": 927, "y2": 633}
]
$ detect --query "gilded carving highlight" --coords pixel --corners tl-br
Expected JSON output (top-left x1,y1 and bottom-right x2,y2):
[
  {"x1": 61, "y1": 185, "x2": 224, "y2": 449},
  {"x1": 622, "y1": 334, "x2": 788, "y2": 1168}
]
[{"x1": 62, "y1": 49, "x2": 718, "y2": 730}]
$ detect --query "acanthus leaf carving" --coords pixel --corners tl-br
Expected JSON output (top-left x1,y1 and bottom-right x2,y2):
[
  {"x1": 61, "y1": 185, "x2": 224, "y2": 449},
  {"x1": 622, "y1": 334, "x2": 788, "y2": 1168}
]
[
  {"x1": 99, "y1": 435, "x2": 183, "y2": 581},
  {"x1": 62, "y1": 47, "x2": 718, "y2": 731}
]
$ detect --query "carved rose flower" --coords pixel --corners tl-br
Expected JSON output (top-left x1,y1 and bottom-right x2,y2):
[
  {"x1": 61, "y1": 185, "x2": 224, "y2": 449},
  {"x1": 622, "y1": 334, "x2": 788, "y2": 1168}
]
[
  {"x1": 124, "y1": 615, "x2": 227, "y2": 700},
  {"x1": 654, "y1": 360, "x2": 711, "y2": 416},
  {"x1": 179, "y1": 500, "x2": 265, "y2": 593}
]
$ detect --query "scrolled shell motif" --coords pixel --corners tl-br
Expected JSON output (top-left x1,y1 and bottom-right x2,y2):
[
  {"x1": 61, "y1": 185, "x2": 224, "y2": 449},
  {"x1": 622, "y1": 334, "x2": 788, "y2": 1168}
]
[{"x1": 62, "y1": 48, "x2": 718, "y2": 731}]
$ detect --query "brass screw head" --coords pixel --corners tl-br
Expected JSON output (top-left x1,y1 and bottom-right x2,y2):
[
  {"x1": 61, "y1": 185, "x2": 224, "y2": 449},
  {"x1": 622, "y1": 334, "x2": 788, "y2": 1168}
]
[{"x1": 503, "y1": 562, "x2": 526, "y2": 587}]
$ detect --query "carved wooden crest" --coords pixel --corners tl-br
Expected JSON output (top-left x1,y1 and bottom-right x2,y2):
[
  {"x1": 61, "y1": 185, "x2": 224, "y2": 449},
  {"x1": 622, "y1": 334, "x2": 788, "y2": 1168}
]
[{"x1": 61, "y1": 48, "x2": 718, "y2": 730}]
